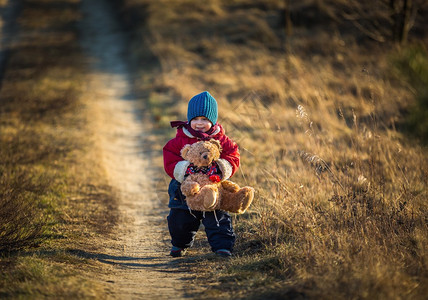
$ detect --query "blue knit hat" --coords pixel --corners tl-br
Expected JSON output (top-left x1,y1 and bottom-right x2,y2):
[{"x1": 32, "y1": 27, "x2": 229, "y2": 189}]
[{"x1": 187, "y1": 91, "x2": 218, "y2": 125}]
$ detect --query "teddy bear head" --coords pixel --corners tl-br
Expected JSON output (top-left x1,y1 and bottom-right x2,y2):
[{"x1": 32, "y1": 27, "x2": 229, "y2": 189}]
[{"x1": 181, "y1": 139, "x2": 222, "y2": 167}]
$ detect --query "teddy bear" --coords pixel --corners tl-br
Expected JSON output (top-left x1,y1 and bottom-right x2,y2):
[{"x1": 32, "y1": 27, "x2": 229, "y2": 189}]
[{"x1": 180, "y1": 139, "x2": 254, "y2": 214}]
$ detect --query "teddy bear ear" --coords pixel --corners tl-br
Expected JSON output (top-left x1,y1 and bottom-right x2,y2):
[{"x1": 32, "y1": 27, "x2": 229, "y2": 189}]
[
  {"x1": 180, "y1": 144, "x2": 191, "y2": 159},
  {"x1": 209, "y1": 139, "x2": 222, "y2": 152}
]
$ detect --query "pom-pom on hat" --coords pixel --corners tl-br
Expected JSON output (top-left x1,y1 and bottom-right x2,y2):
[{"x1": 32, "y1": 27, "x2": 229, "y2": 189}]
[{"x1": 187, "y1": 91, "x2": 218, "y2": 125}]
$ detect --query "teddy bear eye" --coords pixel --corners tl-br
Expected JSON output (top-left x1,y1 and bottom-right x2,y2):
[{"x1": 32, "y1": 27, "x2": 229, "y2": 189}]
[{"x1": 199, "y1": 152, "x2": 203, "y2": 155}]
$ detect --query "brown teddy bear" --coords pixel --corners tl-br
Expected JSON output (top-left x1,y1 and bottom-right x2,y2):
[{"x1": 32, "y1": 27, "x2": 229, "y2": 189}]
[{"x1": 180, "y1": 139, "x2": 254, "y2": 214}]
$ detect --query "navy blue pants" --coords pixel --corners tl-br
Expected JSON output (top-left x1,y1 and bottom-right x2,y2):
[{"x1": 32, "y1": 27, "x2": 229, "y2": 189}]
[{"x1": 167, "y1": 209, "x2": 235, "y2": 252}]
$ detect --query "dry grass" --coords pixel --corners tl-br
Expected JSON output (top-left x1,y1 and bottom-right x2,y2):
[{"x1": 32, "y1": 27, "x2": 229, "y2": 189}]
[
  {"x1": 0, "y1": 0, "x2": 84, "y2": 254},
  {"x1": 117, "y1": 0, "x2": 428, "y2": 298},
  {"x1": 0, "y1": 0, "x2": 117, "y2": 298},
  {"x1": 0, "y1": 165, "x2": 51, "y2": 252}
]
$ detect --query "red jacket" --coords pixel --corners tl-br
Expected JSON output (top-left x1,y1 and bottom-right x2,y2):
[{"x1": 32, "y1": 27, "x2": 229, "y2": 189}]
[{"x1": 163, "y1": 124, "x2": 240, "y2": 183}]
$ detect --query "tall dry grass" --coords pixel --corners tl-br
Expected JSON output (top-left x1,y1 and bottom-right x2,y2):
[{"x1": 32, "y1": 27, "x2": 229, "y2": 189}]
[
  {"x1": 0, "y1": 0, "x2": 85, "y2": 253},
  {"x1": 0, "y1": 0, "x2": 117, "y2": 297},
  {"x1": 116, "y1": 0, "x2": 428, "y2": 298}
]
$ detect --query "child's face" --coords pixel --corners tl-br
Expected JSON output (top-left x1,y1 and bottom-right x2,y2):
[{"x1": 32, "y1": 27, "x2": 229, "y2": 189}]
[{"x1": 190, "y1": 116, "x2": 212, "y2": 133}]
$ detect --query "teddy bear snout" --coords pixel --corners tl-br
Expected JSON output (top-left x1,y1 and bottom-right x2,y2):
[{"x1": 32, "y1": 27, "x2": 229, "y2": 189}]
[{"x1": 201, "y1": 151, "x2": 213, "y2": 163}]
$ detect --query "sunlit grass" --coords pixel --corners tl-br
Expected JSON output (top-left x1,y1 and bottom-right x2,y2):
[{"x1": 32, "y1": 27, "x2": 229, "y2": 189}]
[
  {"x1": 0, "y1": 0, "x2": 116, "y2": 298},
  {"x1": 119, "y1": 0, "x2": 428, "y2": 298},
  {"x1": 0, "y1": 254, "x2": 105, "y2": 298}
]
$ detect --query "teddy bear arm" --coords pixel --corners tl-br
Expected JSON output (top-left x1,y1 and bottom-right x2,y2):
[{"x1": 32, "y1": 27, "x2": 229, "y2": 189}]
[{"x1": 181, "y1": 180, "x2": 200, "y2": 196}]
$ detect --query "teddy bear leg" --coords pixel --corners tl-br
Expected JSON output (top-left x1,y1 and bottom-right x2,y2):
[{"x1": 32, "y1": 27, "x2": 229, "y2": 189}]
[
  {"x1": 221, "y1": 187, "x2": 254, "y2": 214},
  {"x1": 199, "y1": 186, "x2": 218, "y2": 210},
  {"x1": 186, "y1": 195, "x2": 208, "y2": 211},
  {"x1": 221, "y1": 180, "x2": 240, "y2": 193},
  {"x1": 237, "y1": 187, "x2": 255, "y2": 213}
]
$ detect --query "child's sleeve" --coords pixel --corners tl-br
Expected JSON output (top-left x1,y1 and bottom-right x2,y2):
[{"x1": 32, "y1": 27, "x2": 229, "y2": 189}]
[
  {"x1": 217, "y1": 136, "x2": 240, "y2": 180},
  {"x1": 163, "y1": 138, "x2": 190, "y2": 183}
]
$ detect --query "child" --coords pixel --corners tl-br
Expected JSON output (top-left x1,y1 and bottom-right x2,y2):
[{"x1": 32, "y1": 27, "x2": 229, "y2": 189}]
[{"x1": 163, "y1": 91, "x2": 240, "y2": 257}]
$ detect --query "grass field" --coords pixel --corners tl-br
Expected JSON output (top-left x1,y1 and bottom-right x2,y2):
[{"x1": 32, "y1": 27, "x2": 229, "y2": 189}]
[
  {"x1": 1, "y1": 0, "x2": 427, "y2": 298},
  {"x1": 117, "y1": 0, "x2": 428, "y2": 298},
  {"x1": 0, "y1": 0, "x2": 117, "y2": 297}
]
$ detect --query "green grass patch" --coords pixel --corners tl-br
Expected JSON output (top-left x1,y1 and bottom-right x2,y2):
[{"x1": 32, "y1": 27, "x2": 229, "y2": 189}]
[{"x1": 392, "y1": 44, "x2": 428, "y2": 143}]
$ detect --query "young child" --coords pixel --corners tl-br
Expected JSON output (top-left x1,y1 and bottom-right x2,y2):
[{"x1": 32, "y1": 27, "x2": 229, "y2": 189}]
[{"x1": 163, "y1": 91, "x2": 240, "y2": 257}]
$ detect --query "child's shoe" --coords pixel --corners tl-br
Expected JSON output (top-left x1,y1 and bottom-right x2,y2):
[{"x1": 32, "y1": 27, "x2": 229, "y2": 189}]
[
  {"x1": 215, "y1": 249, "x2": 232, "y2": 257},
  {"x1": 170, "y1": 246, "x2": 187, "y2": 257}
]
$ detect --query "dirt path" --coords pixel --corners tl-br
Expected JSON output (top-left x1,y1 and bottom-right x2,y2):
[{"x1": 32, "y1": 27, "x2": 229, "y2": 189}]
[{"x1": 79, "y1": 0, "x2": 192, "y2": 298}]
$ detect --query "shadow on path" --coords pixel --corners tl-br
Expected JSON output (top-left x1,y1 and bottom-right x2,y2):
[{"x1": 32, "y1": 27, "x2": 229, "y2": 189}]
[{"x1": 66, "y1": 249, "x2": 191, "y2": 271}]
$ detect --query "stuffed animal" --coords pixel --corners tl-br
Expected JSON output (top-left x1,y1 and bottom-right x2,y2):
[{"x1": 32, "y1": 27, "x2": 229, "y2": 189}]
[{"x1": 180, "y1": 139, "x2": 254, "y2": 214}]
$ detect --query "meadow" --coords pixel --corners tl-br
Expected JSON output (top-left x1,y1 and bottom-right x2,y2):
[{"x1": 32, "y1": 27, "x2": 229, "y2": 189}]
[
  {"x1": 0, "y1": 0, "x2": 426, "y2": 298},
  {"x1": 117, "y1": 0, "x2": 428, "y2": 298},
  {"x1": 0, "y1": 0, "x2": 117, "y2": 297}
]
